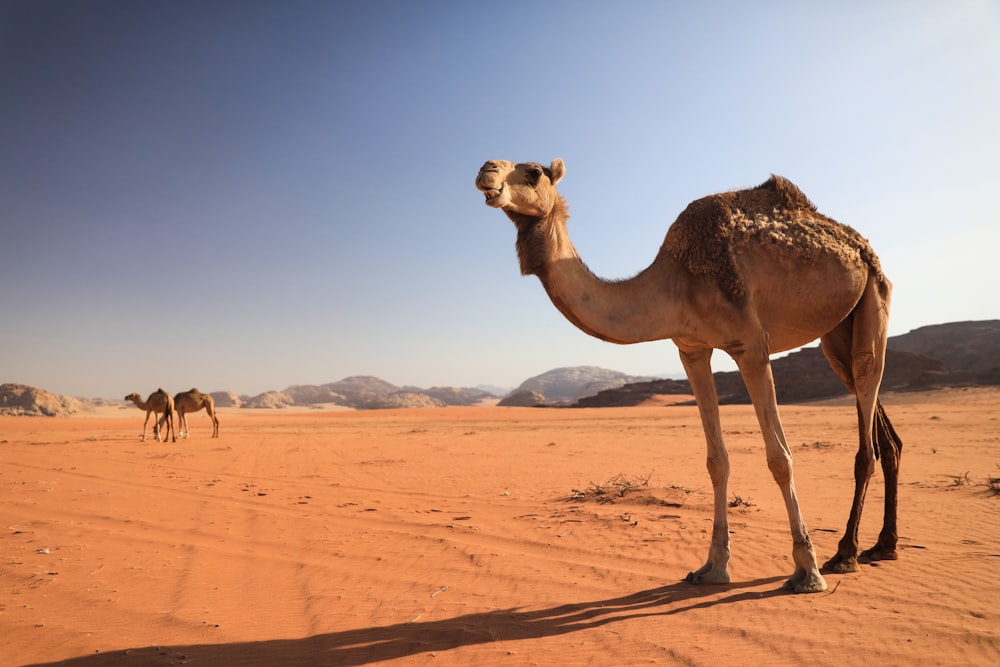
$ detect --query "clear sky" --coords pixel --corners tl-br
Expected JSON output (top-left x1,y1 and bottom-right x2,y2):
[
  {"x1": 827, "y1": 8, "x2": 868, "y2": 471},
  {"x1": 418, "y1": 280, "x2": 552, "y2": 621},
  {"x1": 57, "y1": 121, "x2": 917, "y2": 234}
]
[{"x1": 2, "y1": 0, "x2": 998, "y2": 399}]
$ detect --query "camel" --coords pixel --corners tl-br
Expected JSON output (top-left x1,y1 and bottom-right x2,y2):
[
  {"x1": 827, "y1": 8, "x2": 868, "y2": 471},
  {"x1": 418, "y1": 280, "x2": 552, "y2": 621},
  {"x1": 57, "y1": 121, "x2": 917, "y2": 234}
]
[
  {"x1": 171, "y1": 388, "x2": 219, "y2": 438},
  {"x1": 475, "y1": 159, "x2": 902, "y2": 593},
  {"x1": 124, "y1": 389, "x2": 176, "y2": 442}
]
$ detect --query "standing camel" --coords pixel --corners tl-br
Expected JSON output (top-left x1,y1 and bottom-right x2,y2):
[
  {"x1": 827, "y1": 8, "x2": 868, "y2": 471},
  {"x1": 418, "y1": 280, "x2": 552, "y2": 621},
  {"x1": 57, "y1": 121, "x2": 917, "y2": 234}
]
[
  {"x1": 475, "y1": 159, "x2": 902, "y2": 593},
  {"x1": 124, "y1": 389, "x2": 175, "y2": 442},
  {"x1": 172, "y1": 388, "x2": 219, "y2": 438}
]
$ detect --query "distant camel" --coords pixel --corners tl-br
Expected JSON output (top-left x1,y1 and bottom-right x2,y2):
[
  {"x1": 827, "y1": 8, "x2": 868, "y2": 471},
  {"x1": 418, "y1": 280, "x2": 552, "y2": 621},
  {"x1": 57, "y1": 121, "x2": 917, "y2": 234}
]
[
  {"x1": 172, "y1": 388, "x2": 219, "y2": 438},
  {"x1": 125, "y1": 389, "x2": 175, "y2": 442}
]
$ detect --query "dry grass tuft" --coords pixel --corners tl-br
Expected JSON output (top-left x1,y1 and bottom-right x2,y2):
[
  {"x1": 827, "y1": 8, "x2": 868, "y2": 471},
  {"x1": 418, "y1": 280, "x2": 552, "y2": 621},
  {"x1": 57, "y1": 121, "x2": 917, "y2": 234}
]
[
  {"x1": 949, "y1": 471, "x2": 972, "y2": 487},
  {"x1": 728, "y1": 494, "x2": 755, "y2": 509},
  {"x1": 568, "y1": 472, "x2": 654, "y2": 504}
]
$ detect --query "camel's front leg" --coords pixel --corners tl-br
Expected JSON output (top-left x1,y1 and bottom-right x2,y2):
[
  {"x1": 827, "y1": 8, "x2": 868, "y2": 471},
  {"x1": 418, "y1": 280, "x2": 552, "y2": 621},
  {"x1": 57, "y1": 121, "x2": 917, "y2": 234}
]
[
  {"x1": 736, "y1": 350, "x2": 827, "y2": 593},
  {"x1": 679, "y1": 349, "x2": 731, "y2": 585},
  {"x1": 141, "y1": 410, "x2": 152, "y2": 442}
]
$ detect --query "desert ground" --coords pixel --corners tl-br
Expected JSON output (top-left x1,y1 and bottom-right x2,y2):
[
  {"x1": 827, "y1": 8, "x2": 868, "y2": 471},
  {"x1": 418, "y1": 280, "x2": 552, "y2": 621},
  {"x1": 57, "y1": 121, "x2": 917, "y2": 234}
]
[{"x1": 2, "y1": 388, "x2": 998, "y2": 666}]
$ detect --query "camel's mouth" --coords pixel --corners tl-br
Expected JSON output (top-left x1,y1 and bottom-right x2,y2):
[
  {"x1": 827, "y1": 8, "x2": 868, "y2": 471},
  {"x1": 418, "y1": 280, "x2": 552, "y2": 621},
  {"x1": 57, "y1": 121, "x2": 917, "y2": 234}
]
[{"x1": 481, "y1": 183, "x2": 505, "y2": 207}]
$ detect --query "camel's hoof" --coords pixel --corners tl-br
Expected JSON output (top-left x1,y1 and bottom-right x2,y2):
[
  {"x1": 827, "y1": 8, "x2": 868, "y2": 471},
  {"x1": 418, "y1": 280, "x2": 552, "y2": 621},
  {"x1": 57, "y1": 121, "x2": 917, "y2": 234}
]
[
  {"x1": 685, "y1": 567, "x2": 730, "y2": 586},
  {"x1": 822, "y1": 554, "x2": 860, "y2": 574},
  {"x1": 859, "y1": 544, "x2": 898, "y2": 563},
  {"x1": 783, "y1": 569, "x2": 828, "y2": 594}
]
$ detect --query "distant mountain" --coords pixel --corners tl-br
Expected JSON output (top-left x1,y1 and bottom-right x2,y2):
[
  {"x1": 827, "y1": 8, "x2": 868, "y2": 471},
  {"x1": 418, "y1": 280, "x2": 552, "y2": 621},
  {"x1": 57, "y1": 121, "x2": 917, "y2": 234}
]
[
  {"x1": 364, "y1": 392, "x2": 447, "y2": 409},
  {"x1": 236, "y1": 376, "x2": 496, "y2": 410},
  {"x1": 418, "y1": 386, "x2": 495, "y2": 406},
  {"x1": 498, "y1": 390, "x2": 548, "y2": 407},
  {"x1": 885, "y1": 321, "x2": 1000, "y2": 373},
  {"x1": 320, "y1": 376, "x2": 400, "y2": 406},
  {"x1": 242, "y1": 390, "x2": 295, "y2": 409},
  {"x1": 284, "y1": 384, "x2": 343, "y2": 405},
  {"x1": 210, "y1": 391, "x2": 243, "y2": 408},
  {"x1": 0, "y1": 383, "x2": 89, "y2": 416},
  {"x1": 575, "y1": 379, "x2": 692, "y2": 408},
  {"x1": 575, "y1": 320, "x2": 1000, "y2": 407},
  {"x1": 475, "y1": 384, "x2": 513, "y2": 397},
  {"x1": 511, "y1": 366, "x2": 655, "y2": 404}
]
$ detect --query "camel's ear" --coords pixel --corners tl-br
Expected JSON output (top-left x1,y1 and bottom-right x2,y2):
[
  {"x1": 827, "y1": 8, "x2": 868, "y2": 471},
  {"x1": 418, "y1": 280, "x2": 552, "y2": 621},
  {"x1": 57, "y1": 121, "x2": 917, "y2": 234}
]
[{"x1": 549, "y1": 158, "x2": 565, "y2": 185}]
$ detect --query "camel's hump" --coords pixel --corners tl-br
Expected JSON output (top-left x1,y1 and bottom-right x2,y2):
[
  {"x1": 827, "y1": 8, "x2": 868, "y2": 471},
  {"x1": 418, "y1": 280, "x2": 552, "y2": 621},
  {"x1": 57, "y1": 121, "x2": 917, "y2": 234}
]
[{"x1": 660, "y1": 176, "x2": 882, "y2": 301}]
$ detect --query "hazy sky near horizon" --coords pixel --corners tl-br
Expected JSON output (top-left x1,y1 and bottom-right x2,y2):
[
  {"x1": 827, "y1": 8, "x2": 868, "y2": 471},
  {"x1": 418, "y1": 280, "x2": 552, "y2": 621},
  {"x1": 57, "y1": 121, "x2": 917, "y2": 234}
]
[{"x1": 2, "y1": 0, "x2": 998, "y2": 398}]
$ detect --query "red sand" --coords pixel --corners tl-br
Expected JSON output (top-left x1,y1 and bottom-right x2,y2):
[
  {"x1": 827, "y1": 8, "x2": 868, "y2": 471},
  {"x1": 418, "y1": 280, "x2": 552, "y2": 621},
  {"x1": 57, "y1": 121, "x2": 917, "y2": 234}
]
[{"x1": 2, "y1": 388, "x2": 999, "y2": 665}]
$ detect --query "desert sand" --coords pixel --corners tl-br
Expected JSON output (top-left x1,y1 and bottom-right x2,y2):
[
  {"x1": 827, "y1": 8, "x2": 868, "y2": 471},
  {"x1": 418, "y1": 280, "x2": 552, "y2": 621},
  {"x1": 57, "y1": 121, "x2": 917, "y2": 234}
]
[{"x1": 2, "y1": 388, "x2": 998, "y2": 666}]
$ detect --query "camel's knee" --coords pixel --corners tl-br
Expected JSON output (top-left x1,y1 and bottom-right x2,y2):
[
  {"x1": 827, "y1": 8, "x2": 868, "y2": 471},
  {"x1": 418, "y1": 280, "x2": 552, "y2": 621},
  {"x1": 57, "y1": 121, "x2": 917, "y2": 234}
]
[
  {"x1": 852, "y1": 350, "x2": 878, "y2": 382},
  {"x1": 767, "y1": 453, "x2": 792, "y2": 486},
  {"x1": 706, "y1": 455, "x2": 729, "y2": 487}
]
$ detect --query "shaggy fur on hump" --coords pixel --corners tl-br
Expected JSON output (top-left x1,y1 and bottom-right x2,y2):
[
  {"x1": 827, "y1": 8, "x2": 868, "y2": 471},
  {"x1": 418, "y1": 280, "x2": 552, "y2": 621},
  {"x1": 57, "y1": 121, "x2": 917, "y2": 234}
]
[{"x1": 660, "y1": 175, "x2": 884, "y2": 302}]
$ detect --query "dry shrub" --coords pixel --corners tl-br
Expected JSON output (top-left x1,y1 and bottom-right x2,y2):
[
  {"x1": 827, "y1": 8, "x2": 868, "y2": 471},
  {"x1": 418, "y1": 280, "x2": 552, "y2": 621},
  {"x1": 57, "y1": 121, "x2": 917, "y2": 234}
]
[{"x1": 568, "y1": 472, "x2": 653, "y2": 504}]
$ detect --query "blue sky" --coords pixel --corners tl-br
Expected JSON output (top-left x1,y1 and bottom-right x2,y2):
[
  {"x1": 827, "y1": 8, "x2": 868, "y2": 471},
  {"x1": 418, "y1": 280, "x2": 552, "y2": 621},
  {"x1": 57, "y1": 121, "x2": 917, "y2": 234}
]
[{"x1": 2, "y1": 0, "x2": 997, "y2": 398}]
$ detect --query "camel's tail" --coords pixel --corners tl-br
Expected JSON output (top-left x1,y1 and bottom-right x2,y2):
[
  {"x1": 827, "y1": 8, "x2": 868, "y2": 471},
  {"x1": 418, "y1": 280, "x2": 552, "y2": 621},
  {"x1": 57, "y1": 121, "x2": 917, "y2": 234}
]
[{"x1": 874, "y1": 400, "x2": 902, "y2": 461}]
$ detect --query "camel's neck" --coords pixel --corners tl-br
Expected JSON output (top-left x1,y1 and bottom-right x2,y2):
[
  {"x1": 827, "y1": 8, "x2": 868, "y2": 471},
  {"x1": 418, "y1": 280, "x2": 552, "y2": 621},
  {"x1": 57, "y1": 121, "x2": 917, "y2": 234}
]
[{"x1": 507, "y1": 198, "x2": 684, "y2": 345}]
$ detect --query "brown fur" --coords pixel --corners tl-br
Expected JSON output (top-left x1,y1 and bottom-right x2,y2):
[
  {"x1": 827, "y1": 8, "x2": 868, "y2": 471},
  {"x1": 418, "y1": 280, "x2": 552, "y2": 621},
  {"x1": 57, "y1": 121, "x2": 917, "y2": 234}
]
[
  {"x1": 661, "y1": 176, "x2": 884, "y2": 301},
  {"x1": 512, "y1": 197, "x2": 572, "y2": 278}
]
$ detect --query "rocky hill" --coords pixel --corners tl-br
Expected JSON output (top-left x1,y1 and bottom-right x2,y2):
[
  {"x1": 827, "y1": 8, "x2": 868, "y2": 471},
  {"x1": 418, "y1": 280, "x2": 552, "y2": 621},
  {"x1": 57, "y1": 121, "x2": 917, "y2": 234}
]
[
  {"x1": 364, "y1": 392, "x2": 447, "y2": 409},
  {"x1": 418, "y1": 386, "x2": 495, "y2": 406},
  {"x1": 239, "y1": 376, "x2": 493, "y2": 410},
  {"x1": 210, "y1": 391, "x2": 242, "y2": 408},
  {"x1": 241, "y1": 390, "x2": 295, "y2": 409},
  {"x1": 576, "y1": 320, "x2": 1000, "y2": 407},
  {"x1": 511, "y1": 366, "x2": 654, "y2": 404},
  {"x1": 884, "y1": 320, "x2": 1000, "y2": 373},
  {"x1": 498, "y1": 390, "x2": 548, "y2": 407},
  {"x1": 0, "y1": 383, "x2": 90, "y2": 416}
]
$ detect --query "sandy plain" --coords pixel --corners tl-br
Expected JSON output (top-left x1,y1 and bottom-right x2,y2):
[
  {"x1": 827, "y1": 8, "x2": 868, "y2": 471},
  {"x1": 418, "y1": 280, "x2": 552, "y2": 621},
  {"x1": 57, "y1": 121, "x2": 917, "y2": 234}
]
[{"x1": 2, "y1": 388, "x2": 998, "y2": 666}]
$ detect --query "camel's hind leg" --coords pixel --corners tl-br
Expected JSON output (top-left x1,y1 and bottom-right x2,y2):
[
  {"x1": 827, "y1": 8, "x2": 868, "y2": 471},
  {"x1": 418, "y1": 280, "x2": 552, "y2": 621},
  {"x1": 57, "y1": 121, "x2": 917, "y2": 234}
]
[
  {"x1": 819, "y1": 276, "x2": 901, "y2": 573},
  {"x1": 863, "y1": 401, "x2": 902, "y2": 562},
  {"x1": 207, "y1": 405, "x2": 220, "y2": 438},
  {"x1": 157, "y1": 407, "x2": 176, "y2": 443}
]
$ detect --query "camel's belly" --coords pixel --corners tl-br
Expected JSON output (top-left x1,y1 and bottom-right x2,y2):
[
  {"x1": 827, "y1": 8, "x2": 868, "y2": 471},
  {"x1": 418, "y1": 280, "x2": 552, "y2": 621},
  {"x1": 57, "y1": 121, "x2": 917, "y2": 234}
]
[{"x1": 742, "y1": 248, "x2": 870, "y2": 353}]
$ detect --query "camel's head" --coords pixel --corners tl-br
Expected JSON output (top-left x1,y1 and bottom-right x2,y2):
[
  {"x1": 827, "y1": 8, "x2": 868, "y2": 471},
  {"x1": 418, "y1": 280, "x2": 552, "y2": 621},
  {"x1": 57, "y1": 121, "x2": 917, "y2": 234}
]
[
  {"x1": 476, "y1": 159, "x2": 565, "y2": 218},
  {"x1": 124, "y1": 392, "x2": 139, "y2": 402}
]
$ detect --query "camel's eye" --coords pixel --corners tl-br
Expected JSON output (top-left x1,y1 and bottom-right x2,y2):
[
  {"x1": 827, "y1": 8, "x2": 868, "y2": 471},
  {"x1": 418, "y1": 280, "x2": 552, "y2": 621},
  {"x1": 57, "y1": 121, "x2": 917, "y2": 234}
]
[{"x1": 527, "y1": 166, "x2": 543, "y2": 184}]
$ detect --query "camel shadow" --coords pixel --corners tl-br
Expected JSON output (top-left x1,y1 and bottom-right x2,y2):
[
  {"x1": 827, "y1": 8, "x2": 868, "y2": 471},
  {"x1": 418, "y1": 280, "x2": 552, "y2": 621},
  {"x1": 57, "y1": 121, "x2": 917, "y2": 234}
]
[{"x1": 26, "y1": 576, "x2": 789, "y2": 666}]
